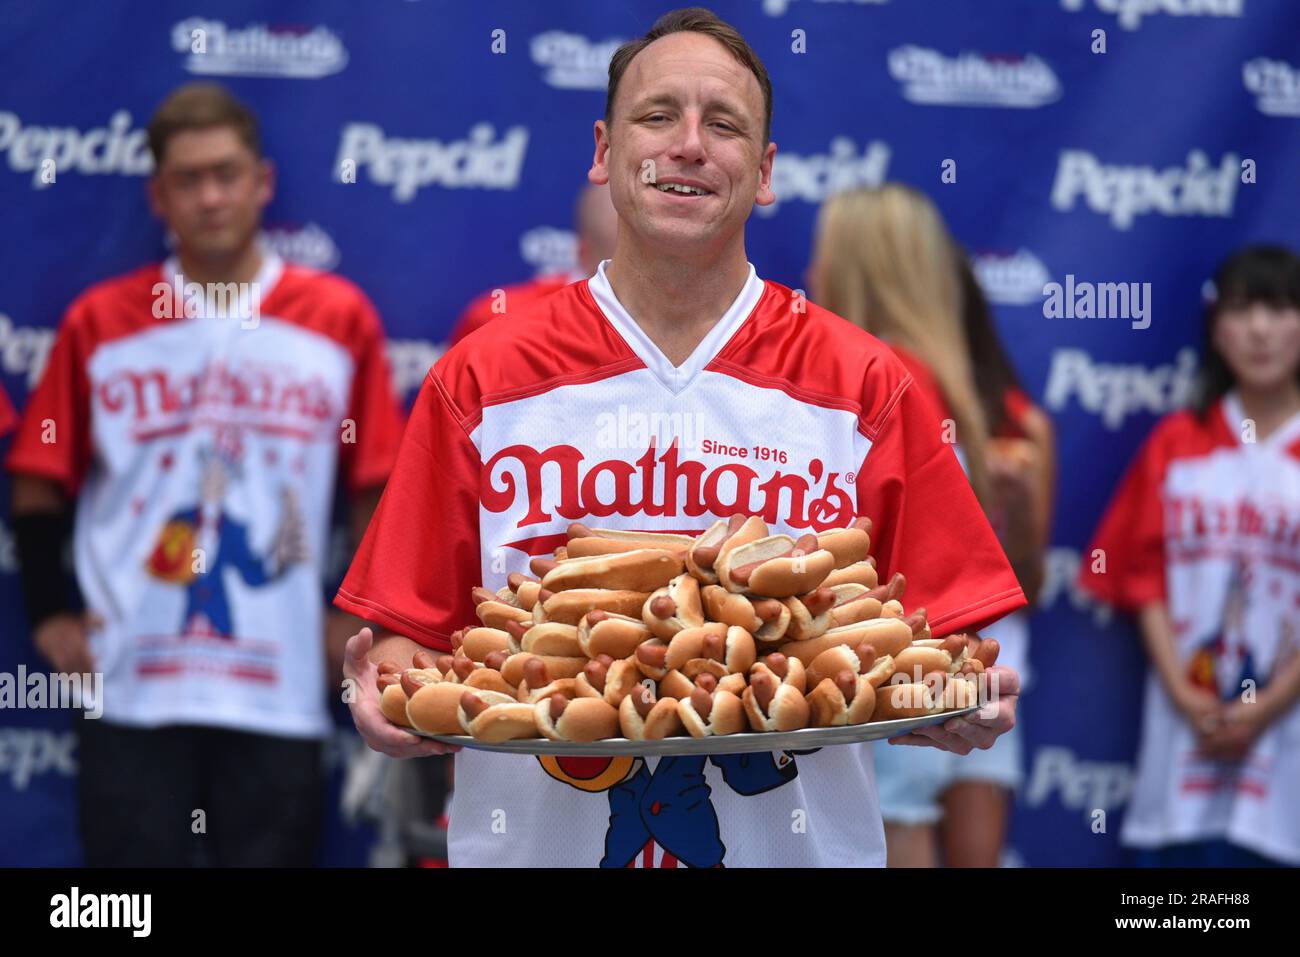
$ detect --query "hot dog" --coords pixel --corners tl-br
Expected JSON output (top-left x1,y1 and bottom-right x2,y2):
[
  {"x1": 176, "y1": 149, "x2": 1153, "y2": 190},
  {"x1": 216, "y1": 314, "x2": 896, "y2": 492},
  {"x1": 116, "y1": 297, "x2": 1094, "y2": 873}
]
[
  {"x1": 516, "y1": 621, "x2": 583, "y2": 658},
  {"x1": 782, "y1": 616, "x2": 914, "y2": 665},
  {"x1": 577, "y1": 610, "x2": 651, "y2": 659},
  {"x1": 642, "y1": 573, "x2": 706, "y2": 639},
  {"x1": 564, "y1": 523, "x2": 695, "y2": 558},
  {"x1": 533, "y1": 588, "x2": 653, "y2": 626},
  {"x1": 573, "y1": 654, "x2": 642, "y2": 707},
  {"x1": 700, "y1": 585, "x2": 789, "y2": 643},
  {"x1": 534, "y1": 693, "x2": 622, "y2": 742},
  {"x1": 782, "y1": 586, "x2": 837, "y2": 641},
  {"x1": 815, "y1": 516, "x2": 872, "y2": 569},
  {"x1": 821, "y1": 560, "x2": 879, "y2": 590},
  {"x1": 472, "y1": 588, "x2": 533, "y2": 631},
  {"x1": 515, "y1": 657, "x2": 580, "y2": 704},
  {"x1": 499, "y1": 652, "x2": 587, "y2": 688},
  {"x1": 686, "y1": 514, "x2": 768, "y2": 585},
  {"x1": 807, "y1": 669, "x2": 878, "y2": 727},
  {"x1": 677, "y1": 673, "x2": 747, "y2": 737},
  {"x1": 742, "y1": 664, "x2": 810, "y2": 732},
  {"x1": 618, "y1": 683, "x2": 684, "y2": 740},
  {"x1": 540, "y1": 548, "x2": 685, "y2": 593},
  {"x1": 806, "y1": 641, "x2": 896, "y2": 690},
  {"x1": 458, "y1": 690, "x2": 540, "y2": 741},
  {"x1": 717, "y1": 533, "x2": 836, "y2": 597}
]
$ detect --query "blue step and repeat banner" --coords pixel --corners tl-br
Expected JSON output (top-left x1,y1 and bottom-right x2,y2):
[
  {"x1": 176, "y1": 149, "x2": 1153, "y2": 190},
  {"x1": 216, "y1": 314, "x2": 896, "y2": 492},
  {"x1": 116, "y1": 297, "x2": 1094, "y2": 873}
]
[{"x1": 2, "y1": 0, "x2": 1298, "y2": 866}]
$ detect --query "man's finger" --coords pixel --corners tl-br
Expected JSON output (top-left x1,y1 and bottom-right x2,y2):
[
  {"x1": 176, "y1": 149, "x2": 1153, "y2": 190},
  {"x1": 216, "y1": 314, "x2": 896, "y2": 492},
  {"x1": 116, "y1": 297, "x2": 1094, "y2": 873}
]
[{"x1": 344, "y1": 627, "x2": 374, "y2": 670}]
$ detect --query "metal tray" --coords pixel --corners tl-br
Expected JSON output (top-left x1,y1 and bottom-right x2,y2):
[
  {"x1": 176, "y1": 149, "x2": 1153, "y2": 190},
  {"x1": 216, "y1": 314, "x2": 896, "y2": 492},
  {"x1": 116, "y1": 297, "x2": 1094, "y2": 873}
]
[{"x1": 414, "y1": 706, "x2": 981, "y2": 756}]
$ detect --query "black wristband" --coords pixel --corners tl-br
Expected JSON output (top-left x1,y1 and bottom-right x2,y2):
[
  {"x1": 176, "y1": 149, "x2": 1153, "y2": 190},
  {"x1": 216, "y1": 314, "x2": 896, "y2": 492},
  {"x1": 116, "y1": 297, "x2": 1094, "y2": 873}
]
[{"x1": 12, "y1": 510, "x2": 82, "y2": 630}]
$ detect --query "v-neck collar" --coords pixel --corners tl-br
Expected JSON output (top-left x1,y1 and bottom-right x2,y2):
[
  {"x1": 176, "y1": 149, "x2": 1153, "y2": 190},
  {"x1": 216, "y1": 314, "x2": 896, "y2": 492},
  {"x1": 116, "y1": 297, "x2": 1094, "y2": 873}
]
[
  {"x1": 586, "y1": 258, "x2": 764, "y2": 395},
  {"x1": 160, "y1": 249, "x2": 285, "y2": 320},
  {"x1": 1221, "y1": 389, "x2": 1300, "y2": 450}
]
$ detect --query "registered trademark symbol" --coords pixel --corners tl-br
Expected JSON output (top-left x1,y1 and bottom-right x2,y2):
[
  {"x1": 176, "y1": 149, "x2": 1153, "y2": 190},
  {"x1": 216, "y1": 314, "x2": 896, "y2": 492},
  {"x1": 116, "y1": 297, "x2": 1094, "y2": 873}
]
[{"x1": 845, "y1": 472, "x2": 856, "y2": 484}]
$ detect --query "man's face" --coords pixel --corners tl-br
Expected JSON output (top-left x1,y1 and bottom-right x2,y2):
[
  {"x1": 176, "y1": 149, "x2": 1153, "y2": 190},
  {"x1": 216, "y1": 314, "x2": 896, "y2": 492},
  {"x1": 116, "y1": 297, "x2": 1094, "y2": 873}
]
[
  {"x1": 148, "y1": 127, "x2": 272, "y2": 262},
  {"x1": 590, "y1": 32, "x2": 776, "y2": 255}
]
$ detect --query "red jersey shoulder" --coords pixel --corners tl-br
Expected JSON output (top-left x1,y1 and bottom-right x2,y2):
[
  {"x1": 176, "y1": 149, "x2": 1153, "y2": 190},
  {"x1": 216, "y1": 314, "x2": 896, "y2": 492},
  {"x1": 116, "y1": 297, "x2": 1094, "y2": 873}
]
[
  {"x1": 434, "y1": 280, "x2": 639, "y2": 424},
  {"x1": 1143, "y1": 404, "x2": 1236, "y2": 469},
  {"x1": 450, "y1": 274, "x2": 571, "y2": 345},
  {"x1": 711, "y1": 282, "x2": 916, "y2": 437},
  {"x1": 58, "y1": 263, "x2": 164, "y2": 351}
]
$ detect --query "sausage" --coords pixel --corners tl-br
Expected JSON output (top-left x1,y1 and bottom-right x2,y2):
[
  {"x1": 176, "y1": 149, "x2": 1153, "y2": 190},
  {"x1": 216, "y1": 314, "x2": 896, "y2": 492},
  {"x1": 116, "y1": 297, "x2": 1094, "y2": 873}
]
[
  {"x1": 583, "y1": 656, "x2": 610, "y2": 692},
  {"x1": 904, "y1": 608, "x2": 928, "y2": 637},
  {"x1": 549, "y1": 694, "x2": 569, "y2": 722},
  {"x1": 764, "y1": 653, "x2": 790, "y2": 680},
  {"x1": 974, "y1": 638, "x2": 1001, "y2": 667},
  {"x1": 460, "y1": 692, "x2": 490, "y2": 721},
  {"x1": 538, "y1": 588, "x2": 555, "y2": 603},
  {"x1": 411, "y1": 651, "x2": 436, "y2": 671},
  {"x1": 529, "y1": 556, "x2": 559, "y2": 577},
  {"x1": 567, "y1": 522, "x2": 595, "y2": 538},
  {"x1": 585, "y1": 610, "x2": 609, "y2": 626},
  {"x1": 799, "y1": 587, "x2": 835, "y2": 617},
  {"x1": 635, "y1": 642, "x2": 668, "y2": 668},
  {"x1": 377, "y1": 661, "x2": 400, "y2": 675},
  {"x1": 435, "y1": 655, "x2": 456, "y2": 675},
  {"x1": 452, "y1": 657, "x2": 476, "y2": 682},
  {"x1": 633, "y1": 684, "x2": 656, "y2": 719},
  {"x1": 650, "y1": 595, "x2": 677, "y2": 619},
  {"x1": 789, "y1": 533, "x2": 819, "y2": 557},
  {"x1": 695, "y1": 673, "x2": 718, "y2": 693},
  {"x1": 691, "y1": 684, "x2": 714, "y2": 720},
  {"x1": 471, "y1": 586, "x2": 497, "y2": 606},
  {"x1": 835, "y1": 670, "x2": 857, "y2": 706},
  {"x1": 850, "y1": 516, "x2": 872, "y2": 532},
  {"x1": 504, "y1": 619, "x2": 528, "y2": 641},
  {"x1": 377, "y1": 673, "x2": 401, "y2": 691},
  {"x1": 753, "y1": 599, "x2": 783, "y2": 621},
  {"x1": 702, "y1": 631, "x2": 726, "y2": 662},
  {"x1": 449, "y1": 628, "x2": 466, "y2": 652},
  {"x1": 941, "y1": 635, "x2": 966, "y2": 657},
  {"x1": 751, "y1": 670, "x2": 778, "y2": 717},
  {"x1": 853, "y1": 642, "x2": 876, "y2": 673},
  {"x1": 523, "y1": 657, "x2": 549, "y2": 688},
  {"x1": 400, "y1": 670, "x2": 436, "y2": 698},
  {"x1": 484, "y1": 650, "x2": 509, "y2": 672},
  {"x1": 507, "y1": 572, "x2": 533, "y2": 592}
]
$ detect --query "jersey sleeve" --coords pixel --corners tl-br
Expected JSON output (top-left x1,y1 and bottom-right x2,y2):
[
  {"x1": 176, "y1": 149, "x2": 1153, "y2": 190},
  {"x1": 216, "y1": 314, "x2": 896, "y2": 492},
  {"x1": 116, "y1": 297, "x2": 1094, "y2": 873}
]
[
  {"x1": 856, "y1": 377, "x2": 1026, "y2": 638},
  {"x1": 1076, "y1": 423, "x2": 1168, "y2": 612},
  {"x1": 0, "y1": 382, "x2": 16, "y2": 438},
  {"x1": 4, "y1": 303, "x2": 93, "y2": 492},
  {"x1": 340, "y1": 295, "x2": 405, "y2": 494},
  {"x1": 334, "y1": 367, "x2": 482, "y2": 651}
]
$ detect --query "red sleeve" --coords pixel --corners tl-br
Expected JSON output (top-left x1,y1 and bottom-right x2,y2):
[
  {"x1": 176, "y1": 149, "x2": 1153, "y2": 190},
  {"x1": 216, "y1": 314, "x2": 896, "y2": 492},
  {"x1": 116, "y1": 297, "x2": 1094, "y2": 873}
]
[
  {"x1": 0, "y1": 382, "x2": 15, "y2": 438},
  {"x1": 857, "y1": 378, "x2": 1026, "y2": 637},
  {"x1": 449, "y1": 294, "x2": 497, "y2": 347},
  {"x1": 340, "y1": 295, "x2": 405, "y2": 494},
  {"x1": 4, "y1": 304, "x2": 93, "y2": 492},
  {"x1": 1077, "y1": 425, "x2": 1168, "y2": 612},
  {"x1": 334, "y1": 368, "x2": 482, "y2": 651}
]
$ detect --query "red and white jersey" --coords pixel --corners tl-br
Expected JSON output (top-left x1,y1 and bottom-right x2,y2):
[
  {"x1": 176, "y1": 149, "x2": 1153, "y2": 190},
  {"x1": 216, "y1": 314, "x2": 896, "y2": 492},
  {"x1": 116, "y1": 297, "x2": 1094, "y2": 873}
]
[
  {"x1": 448, "y1": 272, "x2": 577, "y2": 347},
  {"x1": 6, "y1": 253, "x2": 404, "y2": 738},
  {"x1": 338, "y1": 260, "x2": 1025, "y2": 867},
  {"x1": 1079, "y1": 393, "x2": 1300, "y2": 863}
]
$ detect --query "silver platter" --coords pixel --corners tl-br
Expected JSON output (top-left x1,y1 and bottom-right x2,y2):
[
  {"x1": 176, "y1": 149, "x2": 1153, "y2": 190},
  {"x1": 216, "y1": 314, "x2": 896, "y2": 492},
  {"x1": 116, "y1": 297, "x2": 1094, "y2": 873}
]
[{"x1": 414, "y1": 706, "x2": 981, "y2": 757}]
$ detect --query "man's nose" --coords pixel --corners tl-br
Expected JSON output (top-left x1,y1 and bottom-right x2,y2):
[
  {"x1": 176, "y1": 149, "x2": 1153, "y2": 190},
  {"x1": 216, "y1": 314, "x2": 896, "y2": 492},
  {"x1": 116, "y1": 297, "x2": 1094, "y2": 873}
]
[{"x1": 668, "y1": 114, "x2": 707, "y2": 163}]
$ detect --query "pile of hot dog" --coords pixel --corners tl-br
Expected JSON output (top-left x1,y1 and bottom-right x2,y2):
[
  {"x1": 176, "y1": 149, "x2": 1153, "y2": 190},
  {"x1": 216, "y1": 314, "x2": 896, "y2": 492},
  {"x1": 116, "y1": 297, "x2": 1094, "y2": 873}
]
[{"x1": 376, "y1": 515, "x2": 999, "y2": 744}]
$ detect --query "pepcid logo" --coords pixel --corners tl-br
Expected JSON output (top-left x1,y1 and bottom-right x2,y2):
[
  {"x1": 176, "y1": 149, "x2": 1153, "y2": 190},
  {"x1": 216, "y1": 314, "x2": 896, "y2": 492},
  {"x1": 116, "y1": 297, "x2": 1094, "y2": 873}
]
[
  {"x1": 0, "y1": 312, "x2": 56, "y2": 389},
  {"x1": 761, "y1": 137, "x2": 891, "y2": 215},
  {"x1": 0, "y1": 728, "x2": 77, "y2": 791},
  {"x1": 972, "y1": 249, "x2": 1053, "y2": 305},
  {"x1": 1050, "y1": 149, "x2": 1239, "y2": 230},
  {"x1": 1023, "y1": 746, "x2": 1133, "y2": 817},
  {"x1": 171, "y1": 17, "x2": 348, "y2": 78},
  {"x1": 762, "y1": 0, "x2": 889, "y2": 16},
  {"x1": 336, "y1": 122, "x2": 529, "y2": 202},
  {"x1": 0, "y1": 110, "x2": 152, "y2": 188},
  {"x1": 1243, "y1": 58, "x2": 1300, "y2": 117},
  {"x1": 1059, "y1": 0, "x2": 1244, "y2": 31},
  {"x1": 530, "y1": 31, "x2": 625, "y2": 90},
  {"x1": 520, "y1": 226, "x2": 577, "y2": 278},
  {"x1": 1043, "y1": 346, "x2": 1198, "y2": 430},
  {"x1": 261, "y1": 223, "x2": 340, "y2": 271},
  {"x1": 888, "y1": 46, "x2": 1061, "y2": 108},
  {"x1": 1040, "y1": 547, "x2": 1114, "y2": 627}
]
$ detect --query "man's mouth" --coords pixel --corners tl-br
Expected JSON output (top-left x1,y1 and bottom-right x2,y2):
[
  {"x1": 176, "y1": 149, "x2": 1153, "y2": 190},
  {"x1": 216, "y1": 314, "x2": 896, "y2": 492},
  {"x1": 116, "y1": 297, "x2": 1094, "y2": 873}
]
[{"x1": 652, "y1": 181, "x2": 711, "y2": 197}]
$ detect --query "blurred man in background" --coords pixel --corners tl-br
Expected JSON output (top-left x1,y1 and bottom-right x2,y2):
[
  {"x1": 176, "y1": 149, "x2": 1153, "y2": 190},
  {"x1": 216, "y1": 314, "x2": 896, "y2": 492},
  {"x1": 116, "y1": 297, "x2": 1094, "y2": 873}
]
[{"x1": 6, "y1": 82, "x2": 404, "y2": 866}]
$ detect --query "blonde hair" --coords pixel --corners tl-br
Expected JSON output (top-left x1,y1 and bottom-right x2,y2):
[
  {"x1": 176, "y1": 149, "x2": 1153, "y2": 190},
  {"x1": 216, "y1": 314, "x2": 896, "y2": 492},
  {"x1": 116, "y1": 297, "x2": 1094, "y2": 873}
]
[{"x1": 813, "y1": 184, "x2": 991, "y2": 505}]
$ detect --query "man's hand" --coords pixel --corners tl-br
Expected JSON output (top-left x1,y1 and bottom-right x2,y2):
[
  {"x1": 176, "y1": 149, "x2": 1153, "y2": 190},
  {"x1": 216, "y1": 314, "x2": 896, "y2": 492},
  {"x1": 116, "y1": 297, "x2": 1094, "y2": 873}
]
[
  {"x1": 342, "y1": 626, "x2": 460, "y2": 759},
  {"x1": 33, "y1": 612, "x2": 100, "y2": 675},
  {"x1": 1196, "y1": 699, "x2": 1268, "y2": 763},
  {"x1": 887, "y1": 665, "x2": 1020, "y2": 755}
]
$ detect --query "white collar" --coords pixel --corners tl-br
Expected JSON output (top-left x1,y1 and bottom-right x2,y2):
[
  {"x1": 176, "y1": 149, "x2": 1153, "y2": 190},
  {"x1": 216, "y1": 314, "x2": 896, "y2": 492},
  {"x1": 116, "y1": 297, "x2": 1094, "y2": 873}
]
[
  {"x1": 586, "y1": 258, "x2": 763, "y2": 395},
  {"x1": 160, "y1": 249, "x2": 285, "y2": 318},
  {"x1": 1222, "y1": 389, "x2": 1300, "y2": 450}
]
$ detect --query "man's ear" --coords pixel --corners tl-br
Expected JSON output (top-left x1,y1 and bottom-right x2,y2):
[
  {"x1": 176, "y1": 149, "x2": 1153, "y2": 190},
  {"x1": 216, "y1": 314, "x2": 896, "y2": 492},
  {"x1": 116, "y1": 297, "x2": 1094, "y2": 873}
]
[
  {"x1": 588, "y1": 119, "x2": 611, "y2": 185},
  {"x1": 256, "y1": 157, "x2": 276, "y2": 210},
  {"x1": 755, "y1": 140, "x2": 777, "y2": 208},
  {"x1": 146, "y1": 176, "x2": 166, "y2": 221}
]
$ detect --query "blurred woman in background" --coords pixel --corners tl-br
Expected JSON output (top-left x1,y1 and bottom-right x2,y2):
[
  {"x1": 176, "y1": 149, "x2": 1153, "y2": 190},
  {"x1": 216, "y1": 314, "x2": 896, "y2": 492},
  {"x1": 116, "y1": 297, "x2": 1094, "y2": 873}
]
[
  {"x1": 808, "y1": 183, "x2": 1055, "y2": 866},
  {"x1": 1079, "y1": 246, "x2": 1300, "y2": 867}
]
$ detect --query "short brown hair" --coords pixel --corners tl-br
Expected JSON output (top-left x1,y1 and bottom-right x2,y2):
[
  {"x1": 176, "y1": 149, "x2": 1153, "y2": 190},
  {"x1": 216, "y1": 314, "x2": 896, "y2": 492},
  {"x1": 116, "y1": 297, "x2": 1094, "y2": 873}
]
[
  {"x1": 147, "y1": 82, "x2": 262, "y2": 167},
  {"x1": 605, "y1": 7, "x2": 773, "y2": 145}
]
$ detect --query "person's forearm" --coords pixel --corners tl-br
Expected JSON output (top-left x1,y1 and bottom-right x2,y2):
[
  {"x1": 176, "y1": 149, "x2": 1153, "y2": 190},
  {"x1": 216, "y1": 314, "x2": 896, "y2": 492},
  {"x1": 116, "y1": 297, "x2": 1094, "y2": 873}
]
[
  {"x1": 1257, "y1": 646, "x2": 1300, "y2": 725},
  {"x1": 1136, "y1": 601, "x2": 1185, "y2": 702}
]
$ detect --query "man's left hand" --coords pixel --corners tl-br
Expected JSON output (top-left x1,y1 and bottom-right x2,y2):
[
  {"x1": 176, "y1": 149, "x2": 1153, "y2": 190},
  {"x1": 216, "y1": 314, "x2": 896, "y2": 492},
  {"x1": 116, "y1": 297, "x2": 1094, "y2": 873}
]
[{"x1": 886, "y1": 665, "x2": 1020, "y2": 755}]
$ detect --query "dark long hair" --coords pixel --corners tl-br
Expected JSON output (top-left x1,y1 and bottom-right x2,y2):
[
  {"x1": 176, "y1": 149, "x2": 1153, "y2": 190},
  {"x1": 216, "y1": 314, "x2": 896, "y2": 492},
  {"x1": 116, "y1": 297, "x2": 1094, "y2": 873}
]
[
  {"x1": 1195, "y1": 245, "x2": 1300, "y2": 417},
  {"x1": 956, "y1": 251, "x2": 1022, "y2": 436}
]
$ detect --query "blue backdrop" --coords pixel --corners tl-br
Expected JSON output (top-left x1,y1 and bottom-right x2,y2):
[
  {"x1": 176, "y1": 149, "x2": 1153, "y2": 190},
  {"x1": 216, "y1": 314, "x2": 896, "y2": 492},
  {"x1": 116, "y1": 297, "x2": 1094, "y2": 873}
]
[{"x1": 3, "y1": 0, "x2": 1299, "y2": 866}]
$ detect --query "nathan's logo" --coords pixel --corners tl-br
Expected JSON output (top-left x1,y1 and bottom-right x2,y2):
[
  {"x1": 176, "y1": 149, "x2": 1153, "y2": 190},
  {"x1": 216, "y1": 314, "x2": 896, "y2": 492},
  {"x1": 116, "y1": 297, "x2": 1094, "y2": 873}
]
[
  {"x1": 888, "y1": 46, "x2": 1061, "y2": 108},
  {"x1": 171, "y1": 17, "x2": 348, "y2": 78},
  {"x1": 1243, "y1": 58, "x2": 1300, "y2": 117},
  {"x1": 261, "y1": 222, "x2": 340, "y2": 271},
  {"x1": 520, "y1": 226, "x2": 577, "y2": 277},
  {"x1": 1165, "y1": 496, "x2": 1300, "y2": 556},
  {"x1": 484, "y1": 441, "x2": 855, "y2": 533},
  {"x1": 1059, "y1": 0, "x2": 1243, "y2": 31},
  {"x1": 530, "y1": 31, "x2": 625, "y2": 90},
  {"x1": 972, "y1": 249, "x2": 1052, "y2": 306},
  {"x1": 335, "y1": 122, "x2": 529, "y2": 202},
  {"x1": 762, "y1": 137, "x2": 891, "y2": 215},
  {"x1": 1050, "y1": 149, "x2": 1239, "y2": 230},
  {"x1": 95, "y1": 360, "x2": 340, "y2": 441}
]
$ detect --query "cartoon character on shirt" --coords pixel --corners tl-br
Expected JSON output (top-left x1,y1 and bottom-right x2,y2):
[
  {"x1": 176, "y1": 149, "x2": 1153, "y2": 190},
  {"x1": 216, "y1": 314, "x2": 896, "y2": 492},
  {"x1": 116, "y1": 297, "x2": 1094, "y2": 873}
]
[
  {"x1": 537, "y1": 749, "x2": 814, "y2": 867},
  {"x1": 1187, "y1": 557, "x2": 1260, "y2": 702},
  {"x1": 145, "y1": 443, "x2": 307, "y2": 639}
]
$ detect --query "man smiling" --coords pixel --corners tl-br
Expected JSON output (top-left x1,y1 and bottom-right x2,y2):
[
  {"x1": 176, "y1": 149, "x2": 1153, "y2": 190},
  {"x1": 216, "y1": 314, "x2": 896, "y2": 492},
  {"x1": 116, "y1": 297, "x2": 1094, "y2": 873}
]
[{"x1": 337, "y1": 7, "x2": 1025, "y2": 867}]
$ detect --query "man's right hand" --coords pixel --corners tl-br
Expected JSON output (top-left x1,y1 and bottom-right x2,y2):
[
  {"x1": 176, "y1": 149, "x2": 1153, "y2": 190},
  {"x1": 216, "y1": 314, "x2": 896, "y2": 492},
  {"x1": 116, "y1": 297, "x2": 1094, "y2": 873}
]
[
  {"x1": 33, "y1": 612, "x2": 99, "y2": 675},
  {"x1": 342, "y1": 626, "x2": 460, "y2": 759}
]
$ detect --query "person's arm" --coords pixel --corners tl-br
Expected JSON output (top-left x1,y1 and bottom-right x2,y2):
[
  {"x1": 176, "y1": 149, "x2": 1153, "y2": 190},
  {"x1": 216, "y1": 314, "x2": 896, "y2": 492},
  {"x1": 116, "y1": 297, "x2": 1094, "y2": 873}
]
[
  {"x1": 1136, "y1": 600, "x2": 1220, "y2": 731},
  {"x1": 325, "y1": 487, "x2": 383, "y2": 689},
  {"x1": 1200, "y1": 634, "x2": 1300, "y2": 761},
  {"x1": 11, "y1": 473, "x2": 96, "y2": 675}
]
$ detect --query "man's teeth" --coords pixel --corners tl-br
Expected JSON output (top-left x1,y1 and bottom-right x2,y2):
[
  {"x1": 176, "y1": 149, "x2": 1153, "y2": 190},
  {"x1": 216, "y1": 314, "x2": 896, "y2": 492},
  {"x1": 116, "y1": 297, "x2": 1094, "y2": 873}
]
[{"x1": 655, "y1": 182, "x2": 707, "y2": 195}]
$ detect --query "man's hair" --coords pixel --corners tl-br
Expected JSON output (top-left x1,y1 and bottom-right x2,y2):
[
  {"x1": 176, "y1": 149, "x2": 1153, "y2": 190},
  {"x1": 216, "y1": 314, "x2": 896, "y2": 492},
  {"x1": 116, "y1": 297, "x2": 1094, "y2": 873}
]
[
  {"x1": 147, "y1": 82, "x2": 262, "y2": 167},
  {"x1": 605, "y1": 7, "x2": 773, "y2": 145}
]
